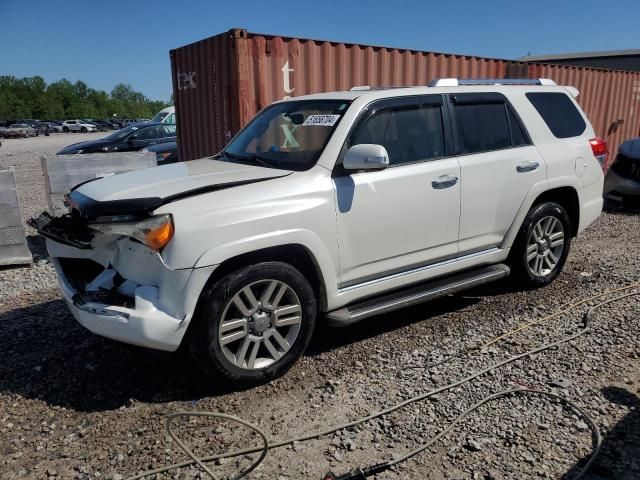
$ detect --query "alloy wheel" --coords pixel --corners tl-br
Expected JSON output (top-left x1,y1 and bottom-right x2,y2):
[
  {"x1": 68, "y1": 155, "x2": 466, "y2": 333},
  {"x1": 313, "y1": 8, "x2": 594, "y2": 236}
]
[
  {"x1": 526, "y1": 215, "x2": 565, "y2": 277},
  {"x1": 218, "y1": 279, "x2": 303, "y2": 370}
]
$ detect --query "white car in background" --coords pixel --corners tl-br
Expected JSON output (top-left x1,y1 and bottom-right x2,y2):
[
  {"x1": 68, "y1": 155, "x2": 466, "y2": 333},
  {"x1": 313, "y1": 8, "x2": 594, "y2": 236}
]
[
  {"x1": 35, "y1": 78, "x2": 604, "y2": 386},
  {"x1": 61, "y1": 120, "x2": 97, "y2": 133}
]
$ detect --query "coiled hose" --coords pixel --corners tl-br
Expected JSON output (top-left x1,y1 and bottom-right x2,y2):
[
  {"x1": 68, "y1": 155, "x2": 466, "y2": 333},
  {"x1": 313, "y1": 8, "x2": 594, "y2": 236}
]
[{"x1": 126, "y1": 285, "x2": 640, "y2": 480}]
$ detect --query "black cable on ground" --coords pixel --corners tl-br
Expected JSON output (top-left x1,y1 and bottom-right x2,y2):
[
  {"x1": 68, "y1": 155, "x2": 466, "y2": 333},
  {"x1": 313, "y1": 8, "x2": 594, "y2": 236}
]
[{"x1": 125, "y1": 288, "x2": 639, "y2": 480}]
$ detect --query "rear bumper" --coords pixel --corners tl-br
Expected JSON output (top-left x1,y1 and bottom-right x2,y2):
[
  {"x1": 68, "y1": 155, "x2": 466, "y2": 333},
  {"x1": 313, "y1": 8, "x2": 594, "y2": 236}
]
[
  {"x1": 578, "y1": 181, "x2": 604, "y2": 234},
  {"x1": 603, "y1": 170, "x2": 640, "y2": 200}
]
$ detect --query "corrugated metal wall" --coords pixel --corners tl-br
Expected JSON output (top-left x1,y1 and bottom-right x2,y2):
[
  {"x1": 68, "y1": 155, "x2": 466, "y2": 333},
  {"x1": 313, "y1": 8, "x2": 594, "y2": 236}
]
[{"x1": 171, "y1": 29, "x2": 640, "y2": 164}]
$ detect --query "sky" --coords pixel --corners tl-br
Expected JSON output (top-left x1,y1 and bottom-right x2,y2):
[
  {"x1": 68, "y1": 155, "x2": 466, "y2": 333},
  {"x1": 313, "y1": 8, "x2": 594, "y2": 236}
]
[{"x1": 1, "y1": 0, "x2": 638, "y2": 101}]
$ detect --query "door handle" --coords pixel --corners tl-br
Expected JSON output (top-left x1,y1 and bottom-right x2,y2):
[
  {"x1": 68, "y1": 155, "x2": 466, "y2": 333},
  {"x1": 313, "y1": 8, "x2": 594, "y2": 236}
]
[
  {"x1": 516, "y1": 161, "x2": 539, "y2": 173},
  {"x1": 431, "y1": 174, "x2": 459, "y2": 189}
]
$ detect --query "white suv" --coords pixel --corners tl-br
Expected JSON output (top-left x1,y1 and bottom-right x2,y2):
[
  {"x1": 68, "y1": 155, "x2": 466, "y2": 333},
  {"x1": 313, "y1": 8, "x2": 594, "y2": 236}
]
[
  {"x1": 61, "y1": 120, "x2": 97, "y2": 133},
  {"x1": 34, "y1": 78, "x2": 605, "y2": 385}
]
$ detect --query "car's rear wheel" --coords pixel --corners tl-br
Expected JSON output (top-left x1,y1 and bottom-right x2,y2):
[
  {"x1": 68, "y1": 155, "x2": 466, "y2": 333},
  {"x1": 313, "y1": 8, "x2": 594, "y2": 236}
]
[
  {"x1": 188, "y1": 261, "x2": 317, "y2": 386},
  {"x1": 509, "y1": 201, "x2": 571, "y2": 286}
]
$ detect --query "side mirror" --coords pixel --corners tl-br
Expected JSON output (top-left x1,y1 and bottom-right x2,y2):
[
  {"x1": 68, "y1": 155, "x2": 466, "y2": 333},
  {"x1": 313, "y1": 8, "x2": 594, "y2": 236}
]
[{"x1": 343, "y1": 144, "x2": 389, "y2": 170}]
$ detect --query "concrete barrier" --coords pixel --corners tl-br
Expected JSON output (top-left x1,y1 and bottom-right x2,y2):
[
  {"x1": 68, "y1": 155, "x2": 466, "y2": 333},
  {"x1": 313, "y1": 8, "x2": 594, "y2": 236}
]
[
  {"x1": 42, "y1": 152, "x2": 157, "y2": 216},
  {"x1": 0, "y1": 167, "x2": 32, "y2": 266}
]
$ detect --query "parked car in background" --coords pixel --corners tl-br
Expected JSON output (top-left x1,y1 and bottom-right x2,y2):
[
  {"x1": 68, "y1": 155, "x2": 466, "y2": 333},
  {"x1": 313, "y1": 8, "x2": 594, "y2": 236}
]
[
  {"x1": 604, "y1": 138, "x2": 640, "y2": 207},
  {"x1": 122, "y1": 118, "x2": 149, "y2": 127},
  {"x1": 34, "y1": 121, "x2": 56, "y2": 135},
  {"x1": 35, "y1": 79, "x2": 604, "y2": 385},
  {"x1": 14, "y1": 119, "x2": 39, "y2": 130},
  {"x1": 61, "y1": 120, "x2": 98, "y2": 133},
  {"x1": 84, "y1": 119, "x2": 111, "y2": 132},
  {"x1": 2, "y1": 123, "x2": 38, "y2": 138},
  {"x1": 150, "y1": 106, "x2": 176, "y2": 124},
  {"x1": 57, "y1": 123, "x2": 176, "y2": 154},
  {"x1": 41, "y1": 122, "x2": 64, "y2": 133},
  {"x1": 142, "y1": 141, "x2": 178, "y2": 165}
]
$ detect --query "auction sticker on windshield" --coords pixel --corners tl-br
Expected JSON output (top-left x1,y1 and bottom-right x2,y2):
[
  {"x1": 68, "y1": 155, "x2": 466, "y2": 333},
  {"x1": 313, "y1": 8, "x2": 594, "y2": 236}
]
[{"x1": 303, "y1": 114, "x2": 340, "y2": 126}]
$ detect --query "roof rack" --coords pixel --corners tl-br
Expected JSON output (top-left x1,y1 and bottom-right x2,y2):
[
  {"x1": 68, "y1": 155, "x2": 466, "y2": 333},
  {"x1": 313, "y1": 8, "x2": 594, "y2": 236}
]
[
  {"x1": 428, "y1": 78, "x2": 557, "y2": 87},
  {"x1": 349, "y1": 85, "x2": 410, "y2": 91}
]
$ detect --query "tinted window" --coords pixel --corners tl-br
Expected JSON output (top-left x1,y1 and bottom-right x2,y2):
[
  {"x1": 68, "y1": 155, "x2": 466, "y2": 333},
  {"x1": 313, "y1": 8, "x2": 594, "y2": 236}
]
[
  {"x1": 136, "y1": 126, "x2": 160, "y2": 140},
  {"x1": 453, "y1": 103, "x2": 511, "y2": 154},
  {"x1": 351, "y1": 104, "x2": 445, "y2": 165},
  {"x1": 526, "y1": 92, "x2": 586, "y2": 138},
  {"x1": 507, "y1": 107, "x2": 528, "y2": 146}
]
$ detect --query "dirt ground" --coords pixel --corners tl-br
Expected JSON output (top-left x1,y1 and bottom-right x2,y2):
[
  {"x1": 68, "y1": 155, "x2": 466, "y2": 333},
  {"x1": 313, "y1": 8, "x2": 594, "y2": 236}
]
[{"x1": 1, "y1": 134, "x2": 639, "y2": 480}]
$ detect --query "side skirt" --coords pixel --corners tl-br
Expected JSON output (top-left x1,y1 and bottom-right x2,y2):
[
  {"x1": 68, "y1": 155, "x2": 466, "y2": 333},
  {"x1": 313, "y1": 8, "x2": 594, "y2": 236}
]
[{"x1": 326, "y1": 264, "x2": 509, "y2": 327}]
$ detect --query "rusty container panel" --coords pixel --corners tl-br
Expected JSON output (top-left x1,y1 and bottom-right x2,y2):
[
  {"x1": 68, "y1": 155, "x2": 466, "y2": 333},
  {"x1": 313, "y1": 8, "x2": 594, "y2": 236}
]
[
  {"x1": 170, "y1": 29, "x2": 245, "y2": 162},
  {"x1": 172, "y1": 29, "x2": 640, "y2": 163}
]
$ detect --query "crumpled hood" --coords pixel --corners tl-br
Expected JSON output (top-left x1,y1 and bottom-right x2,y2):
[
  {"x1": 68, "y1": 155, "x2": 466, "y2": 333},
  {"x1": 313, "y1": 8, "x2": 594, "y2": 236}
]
[{"x1": 76, "y1": 158, "x2": 292, "y2": 203}]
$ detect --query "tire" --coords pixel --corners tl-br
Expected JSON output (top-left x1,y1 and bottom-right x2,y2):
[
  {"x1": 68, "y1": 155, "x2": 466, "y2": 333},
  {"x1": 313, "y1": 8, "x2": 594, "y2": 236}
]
[
  {"x1": 508, "y1": 202, "x2": 571, "y2": 287},
  {"x1": 81, "y1": 127, "x2": 87, "y2": 133},
  {"x1": 63, "y1": 127, "x2": 69, "y2": 133},
  {"x1": 188, "y1": 261, "x2": 317, "y2": 386}
]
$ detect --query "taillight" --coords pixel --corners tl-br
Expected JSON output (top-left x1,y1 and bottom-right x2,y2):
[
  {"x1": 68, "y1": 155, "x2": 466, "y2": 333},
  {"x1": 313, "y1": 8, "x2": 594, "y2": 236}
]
[{"x1": 589, "y1": 137, "x2": 608, "y2": 170}]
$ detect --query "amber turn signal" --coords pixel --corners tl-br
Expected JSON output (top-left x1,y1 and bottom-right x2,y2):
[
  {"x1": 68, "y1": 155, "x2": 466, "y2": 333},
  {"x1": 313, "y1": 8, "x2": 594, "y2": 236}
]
[{"x1": 144, "y1": 219, "x2": 175, "y2": 250}]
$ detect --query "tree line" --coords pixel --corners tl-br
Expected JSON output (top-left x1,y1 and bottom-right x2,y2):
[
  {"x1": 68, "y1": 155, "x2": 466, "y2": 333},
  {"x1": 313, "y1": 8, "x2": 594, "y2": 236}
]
[{"x1": 0, "y1": 76, "x2": 170, "y2": 121}]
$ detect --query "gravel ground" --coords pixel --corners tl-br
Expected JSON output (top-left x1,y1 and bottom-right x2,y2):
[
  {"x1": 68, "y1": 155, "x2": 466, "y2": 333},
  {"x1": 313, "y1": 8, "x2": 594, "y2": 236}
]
[{"x1": 1, "y1": 135, "x2": 639, "y2": 480}]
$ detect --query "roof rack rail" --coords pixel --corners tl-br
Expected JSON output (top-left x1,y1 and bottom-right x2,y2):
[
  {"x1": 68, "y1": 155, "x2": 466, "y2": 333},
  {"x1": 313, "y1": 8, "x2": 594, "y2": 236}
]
[
  {"x1": 349, "y1": 85, "x2": 410, "y2": 91},
  {"x1": 428, "y1": 78, "x2": 557, "y2": 87}
]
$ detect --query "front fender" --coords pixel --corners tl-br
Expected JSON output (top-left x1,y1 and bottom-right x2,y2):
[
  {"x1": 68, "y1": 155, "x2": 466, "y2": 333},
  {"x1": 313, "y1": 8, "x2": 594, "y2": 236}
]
[{"x1": 194, "y1": 228, "x2": 340, "y2": 302}]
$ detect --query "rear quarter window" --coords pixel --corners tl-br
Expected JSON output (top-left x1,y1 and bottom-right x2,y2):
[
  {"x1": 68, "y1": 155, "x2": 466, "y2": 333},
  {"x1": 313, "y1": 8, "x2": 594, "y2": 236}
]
[{"x1": 526, "y1": 92, "x2": 586, "y2": 139}]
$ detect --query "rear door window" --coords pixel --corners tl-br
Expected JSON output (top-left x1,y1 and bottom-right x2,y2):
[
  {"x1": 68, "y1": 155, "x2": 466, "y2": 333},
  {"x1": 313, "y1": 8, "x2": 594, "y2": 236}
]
[
  {"x1": 507, "y1": 108, "x2": 528, "y2": 147},
  {"x1": 453, "y1": 103, "x2": 510, "y2": 153},
  {"x1": 450, "y1": 93, "x2": 531, "y2": 154},
  {"x1": 525, "y1": 92, "x2": 586, "y2": 138},
  {"x1": 351, "y1": 102, "x2": 446, "y2": 166}
]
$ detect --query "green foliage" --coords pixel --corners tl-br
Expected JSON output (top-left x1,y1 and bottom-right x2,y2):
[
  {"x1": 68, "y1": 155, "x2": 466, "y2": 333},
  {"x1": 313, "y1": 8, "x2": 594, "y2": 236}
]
[{"x1": 0, "y1": 76, "x2": 170, "y2": 121}]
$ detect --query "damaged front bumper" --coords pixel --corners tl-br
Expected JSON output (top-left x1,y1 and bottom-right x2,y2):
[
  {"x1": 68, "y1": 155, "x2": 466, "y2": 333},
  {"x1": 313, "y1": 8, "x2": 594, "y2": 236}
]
[{"x1": 33, "y1": 212, "x2": 214, "y2": 351}]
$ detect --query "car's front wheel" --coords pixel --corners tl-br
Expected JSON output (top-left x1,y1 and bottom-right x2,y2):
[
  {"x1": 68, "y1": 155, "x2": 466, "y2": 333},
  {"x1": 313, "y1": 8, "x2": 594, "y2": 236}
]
[
  {"x1": 188, "y1": 261, "x2": 317, "y2": 386},
  {"x1": 509, "y1": 201, "x2": 571, "y2": 286},
  {"x1": 62, "y1": 127, "x2": 69, "y2": 133},
  {"x1": 81, "y1": 127, "x2": 87, "y2": 133}
]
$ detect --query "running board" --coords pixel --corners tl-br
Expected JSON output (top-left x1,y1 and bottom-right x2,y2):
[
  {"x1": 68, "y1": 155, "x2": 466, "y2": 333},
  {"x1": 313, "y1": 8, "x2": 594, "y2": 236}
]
[{"x1": 326, "y1": 264, "x2": 510, "y2": 327}]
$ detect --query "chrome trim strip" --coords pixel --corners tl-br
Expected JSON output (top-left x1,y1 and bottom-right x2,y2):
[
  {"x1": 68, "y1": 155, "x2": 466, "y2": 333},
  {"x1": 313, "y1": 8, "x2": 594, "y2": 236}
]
[{"x1": 338, "y1": 247, "x2": 500, "y2": 292}]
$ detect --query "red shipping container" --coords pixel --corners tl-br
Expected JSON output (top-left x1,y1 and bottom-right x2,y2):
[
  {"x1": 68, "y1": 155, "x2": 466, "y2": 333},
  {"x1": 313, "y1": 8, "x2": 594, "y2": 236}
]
[{"x1": 171, "y1": 28, "x2": 640, "y2": 164}]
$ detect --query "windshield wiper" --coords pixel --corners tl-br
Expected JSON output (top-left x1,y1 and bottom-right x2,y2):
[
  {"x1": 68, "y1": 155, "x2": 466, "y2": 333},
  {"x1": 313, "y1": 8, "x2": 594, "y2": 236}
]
[{"x1": 222, "y1": 150, "x2": 275, "y2": 168}]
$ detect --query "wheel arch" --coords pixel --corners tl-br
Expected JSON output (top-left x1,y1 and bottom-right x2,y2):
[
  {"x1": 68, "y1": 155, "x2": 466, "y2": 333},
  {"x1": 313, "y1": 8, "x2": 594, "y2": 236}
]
[
  {"x1": 196, "y1": 244, "x2": 328, "y2": 313},
  {"x1": 503, "y1": 183, "x2": 581, "y2": 250},
  {"x1": 531, "y1": 186, "x2": 580, "y2": 237}
]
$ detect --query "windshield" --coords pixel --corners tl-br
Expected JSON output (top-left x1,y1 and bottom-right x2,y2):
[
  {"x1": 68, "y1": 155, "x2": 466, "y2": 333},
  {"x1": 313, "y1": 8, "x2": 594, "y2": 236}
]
[
  {"x1": 151, "y1": 111, "x2": 169, "y2": 123},
  {"x1": 104, "y1": 125, "x2": 140, "y2": 140},
  {"x1": 223, "y1": 100, "x2": 350, "y2": 170}
]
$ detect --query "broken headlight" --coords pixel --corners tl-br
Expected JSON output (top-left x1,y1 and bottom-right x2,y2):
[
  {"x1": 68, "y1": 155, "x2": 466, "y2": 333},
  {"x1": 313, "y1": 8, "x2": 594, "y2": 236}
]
[{"x1": 91, "y1": 214, "x2": 174, "y2": 250}]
